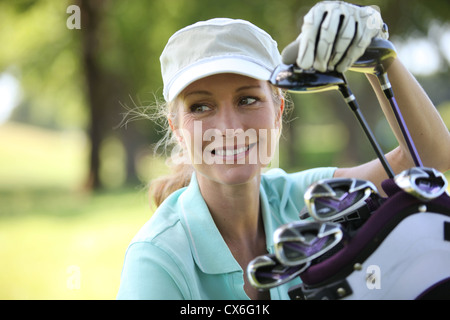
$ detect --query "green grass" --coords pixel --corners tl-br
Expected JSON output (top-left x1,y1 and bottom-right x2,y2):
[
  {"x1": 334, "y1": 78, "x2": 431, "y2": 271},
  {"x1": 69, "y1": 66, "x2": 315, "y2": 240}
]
[
  {"x1": 0, "y1": 188, "x2": 151, "y2": 299},
  {"x1": 0, "y1": 122, "x2": 157, "y2": 299}
]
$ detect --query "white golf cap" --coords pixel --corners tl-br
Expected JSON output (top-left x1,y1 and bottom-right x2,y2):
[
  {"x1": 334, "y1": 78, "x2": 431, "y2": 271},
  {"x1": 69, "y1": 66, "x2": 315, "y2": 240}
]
[{"x1": 160, "y1": 18, "x2": 282, "y2": 101}]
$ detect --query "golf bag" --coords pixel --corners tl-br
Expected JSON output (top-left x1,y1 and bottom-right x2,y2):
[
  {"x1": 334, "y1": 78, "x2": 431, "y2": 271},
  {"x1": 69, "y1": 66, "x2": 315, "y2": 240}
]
[{"x1": 288, "y1": 177, "x2": 450, "y2": 300}]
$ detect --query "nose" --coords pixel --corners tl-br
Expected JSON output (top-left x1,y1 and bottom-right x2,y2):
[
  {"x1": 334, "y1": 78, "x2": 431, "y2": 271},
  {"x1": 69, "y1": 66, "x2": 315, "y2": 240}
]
[{"x1": 215, "y1": 104, "x2": 244, "y2": 136}]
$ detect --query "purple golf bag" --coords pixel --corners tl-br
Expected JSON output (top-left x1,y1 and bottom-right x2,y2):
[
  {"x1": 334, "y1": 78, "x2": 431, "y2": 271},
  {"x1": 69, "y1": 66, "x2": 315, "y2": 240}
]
[{"x1": 288, "y1": 174, "x2": 450, "y2": 300}]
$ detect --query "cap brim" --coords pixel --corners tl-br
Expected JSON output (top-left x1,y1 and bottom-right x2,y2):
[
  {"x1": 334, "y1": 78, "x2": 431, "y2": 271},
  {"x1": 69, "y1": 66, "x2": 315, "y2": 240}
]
[{"x1": 166, "y1": 57, "x2": 272, "y2": 101}]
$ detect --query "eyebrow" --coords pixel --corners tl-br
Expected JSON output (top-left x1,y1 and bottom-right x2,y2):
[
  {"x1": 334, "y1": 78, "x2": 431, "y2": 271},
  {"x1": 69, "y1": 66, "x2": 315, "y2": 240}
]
[
  {"x1": 184, "y1": 90, "x2": 212, "y2": 98},
  {"x1": 184, "y1": 85, "x2": 262, "y2": 98},
  {"x1": 236, "y1": 85, "x2": 261, "y2": 92}
]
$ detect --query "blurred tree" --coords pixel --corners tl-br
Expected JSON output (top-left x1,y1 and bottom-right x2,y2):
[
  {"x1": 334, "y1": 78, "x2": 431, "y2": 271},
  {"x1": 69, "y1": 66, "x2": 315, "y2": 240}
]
[
  {"x1": 1, "y1": 0, "x2": 448, "y2": 191},
  {"x1": 78, "y1": 0, "x2": 105, "y2": 189}
]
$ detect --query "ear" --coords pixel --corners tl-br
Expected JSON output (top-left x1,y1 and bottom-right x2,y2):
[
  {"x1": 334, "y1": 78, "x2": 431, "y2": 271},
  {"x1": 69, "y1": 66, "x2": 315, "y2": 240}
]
[
  {"x1": 168, "y1": 117, "x2": 184, "y2": 145},
  {"x1": 279, "y1": 97, "x2": 285, "y2": 115},
  {"x1": 275, "y1": 97, "x2": 285, "y2": 129},
  {"x1": 168, "y1": 116, "x2": 175, "y2": 131}
]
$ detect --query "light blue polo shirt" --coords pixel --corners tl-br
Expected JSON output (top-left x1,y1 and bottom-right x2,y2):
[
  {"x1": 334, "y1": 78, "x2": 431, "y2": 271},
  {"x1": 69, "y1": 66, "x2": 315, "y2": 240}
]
[{"x1": 117, "y1": 167, "x2": 336, "y2": 300}]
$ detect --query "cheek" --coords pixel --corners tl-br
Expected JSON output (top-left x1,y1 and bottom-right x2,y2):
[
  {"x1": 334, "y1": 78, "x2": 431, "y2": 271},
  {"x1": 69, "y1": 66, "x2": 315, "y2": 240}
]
[
  {"x1": 178, "y1": 113, "x2": 198, "y2": 142},
  {"x1": 178, "y1": 118, "x2": 207, "y2": 165},
  {"x1": 248, "y1": 108, "x2": 278, "y2": 131},
  {"x1": 254, "y1": 111, "x2": 280, "y2": 165}
]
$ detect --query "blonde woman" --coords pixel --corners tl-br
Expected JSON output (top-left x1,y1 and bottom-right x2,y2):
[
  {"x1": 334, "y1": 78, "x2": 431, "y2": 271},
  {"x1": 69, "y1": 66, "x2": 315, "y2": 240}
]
[{"x1": 117, "y1": 1, "x2": 450, "y2": 300}]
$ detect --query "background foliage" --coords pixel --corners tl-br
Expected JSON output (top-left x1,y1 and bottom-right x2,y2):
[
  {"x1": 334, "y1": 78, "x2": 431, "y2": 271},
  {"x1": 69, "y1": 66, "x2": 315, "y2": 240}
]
[{"x1": 0, "y1": 0, "x2": 449, "y2": 299}]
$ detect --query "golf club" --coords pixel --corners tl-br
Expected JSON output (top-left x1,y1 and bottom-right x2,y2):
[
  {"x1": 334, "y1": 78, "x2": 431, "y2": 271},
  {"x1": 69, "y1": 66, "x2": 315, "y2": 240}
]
[
  {"x1": 270, "y1": 63, "x2": 395, "y2": 178},
  {"x1": 303, "y1": 178, "x2": 379, "y2": 222},
  {"x1": 273, "y1": 220, "x2": 343, "y2": 266},
  {"x1": 394, "y1": 167, "x2": 448, "y2": 201},
  {"x1": 349, "y1": 38, "x2": 423, "y2": 167},
  {"x1": 247, "y1": 253, "x2": 310, "y2": 290},
  {"x1": 349, "y1": 38, "x2": 449, "y2": 199}
]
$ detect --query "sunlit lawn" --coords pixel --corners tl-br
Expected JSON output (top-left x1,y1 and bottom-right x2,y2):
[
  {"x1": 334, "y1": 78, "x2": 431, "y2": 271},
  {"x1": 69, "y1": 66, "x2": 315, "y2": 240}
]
[
  {"x1": 0, "y1": 122, "x2": 159, "y2": 299},
  {"x1": 0, "y1": 189, "x2": 153, "y2": 299}
]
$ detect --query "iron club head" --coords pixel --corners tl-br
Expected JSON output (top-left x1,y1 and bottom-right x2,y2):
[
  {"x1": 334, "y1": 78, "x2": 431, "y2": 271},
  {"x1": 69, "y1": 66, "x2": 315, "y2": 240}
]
[
  {"x1": 394, "y1": 167, "x2": 448, "y2": 201},
  {"x1": 304, "y1": 178, "x2": 379, "y2": 222},
  {"x1": 247, "y1": 253, "x2": 310, "y2": 290},
  {"x1": 273, "y1": 220, "x2": 343, "y2": 267}
]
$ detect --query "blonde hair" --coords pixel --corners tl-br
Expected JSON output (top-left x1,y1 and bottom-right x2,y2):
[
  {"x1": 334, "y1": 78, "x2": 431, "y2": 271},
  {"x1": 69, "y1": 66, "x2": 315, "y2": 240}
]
[
  {"x1": 147, "y1": 97, "x2": 192, "y2": 207},
  {"x1": 149, "y1": 84, "x2": 287, "y2": 207}
]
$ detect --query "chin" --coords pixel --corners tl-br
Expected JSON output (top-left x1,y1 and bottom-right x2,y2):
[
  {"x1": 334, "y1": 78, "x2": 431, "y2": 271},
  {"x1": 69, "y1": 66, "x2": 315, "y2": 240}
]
[{"x1": 197, "y1": 163, "x2": 262, "y2": 186}]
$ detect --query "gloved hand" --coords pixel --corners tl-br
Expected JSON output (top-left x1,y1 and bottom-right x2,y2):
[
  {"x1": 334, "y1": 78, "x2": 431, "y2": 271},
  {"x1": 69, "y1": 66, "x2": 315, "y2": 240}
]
[{"x1": 282, "y1": 1, "x2": 389, "y2": 73}]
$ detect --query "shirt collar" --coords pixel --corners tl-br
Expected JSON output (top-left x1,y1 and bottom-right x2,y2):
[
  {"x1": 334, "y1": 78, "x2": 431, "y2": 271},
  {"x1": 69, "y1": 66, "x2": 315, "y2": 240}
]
[
  {"x1": 178, "y1": 172, "x2": 275, "y2": 274},
  {"x1": 179, "y1": 172, "x2": 241, "y2": 274},
  {"x1": 259, "y1": 183, "x2": 274, "y2": 253}
]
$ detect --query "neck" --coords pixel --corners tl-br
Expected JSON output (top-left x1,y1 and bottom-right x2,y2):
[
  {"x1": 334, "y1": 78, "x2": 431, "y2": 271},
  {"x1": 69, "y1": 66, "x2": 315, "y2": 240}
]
[
  {"x1": 197, "y1": 173, "x2": 263, "y2": 246},
  {"x1": 196, "y1": 173, "x2": 269, "y2": 300}
]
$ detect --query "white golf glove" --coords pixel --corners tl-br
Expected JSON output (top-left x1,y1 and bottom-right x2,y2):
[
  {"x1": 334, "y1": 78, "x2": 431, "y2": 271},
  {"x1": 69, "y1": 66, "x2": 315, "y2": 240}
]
[{"x1": 282, "y1": 1, "x2": 389, "y2": 73}]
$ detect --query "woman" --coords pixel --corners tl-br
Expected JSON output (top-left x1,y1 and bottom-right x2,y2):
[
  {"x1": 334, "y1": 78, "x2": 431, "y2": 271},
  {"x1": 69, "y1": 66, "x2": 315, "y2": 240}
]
[{"x1": 117, "y1": 2, "x2": 450, "y2": 300}]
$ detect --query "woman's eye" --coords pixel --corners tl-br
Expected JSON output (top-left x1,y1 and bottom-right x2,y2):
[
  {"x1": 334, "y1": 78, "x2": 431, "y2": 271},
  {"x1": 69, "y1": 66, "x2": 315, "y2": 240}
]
[
  {"x1": 190, "y1": 104, "x2": 211, "y2": 113},
  {"x1": 239, "y1": 97, "x2": 258, "y2": 106}
]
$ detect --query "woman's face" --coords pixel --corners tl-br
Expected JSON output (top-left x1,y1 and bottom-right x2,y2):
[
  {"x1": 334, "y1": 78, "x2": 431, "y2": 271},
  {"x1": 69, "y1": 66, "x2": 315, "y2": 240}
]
[{"x1": 172, "y1": 73, "x2": 283, "y2": 186}]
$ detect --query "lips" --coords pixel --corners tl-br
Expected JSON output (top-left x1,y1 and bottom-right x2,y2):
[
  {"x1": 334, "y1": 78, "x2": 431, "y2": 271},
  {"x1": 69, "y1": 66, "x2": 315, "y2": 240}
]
[
  {"x1": 213, "y1": 145, "x2": 248, "y2": 156},
  {"x1": 211, "y1": 143, "x2": 256, "y2": 158}
]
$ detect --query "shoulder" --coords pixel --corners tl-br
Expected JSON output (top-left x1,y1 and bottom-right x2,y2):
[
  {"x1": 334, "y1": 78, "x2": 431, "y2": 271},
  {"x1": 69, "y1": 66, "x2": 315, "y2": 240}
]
[
  {"x1": 118, "y1": 237, "x2": 192, "y2": 299},
  {"x1": 261, "y1": 167, "x2": 337, "y2": 195},
  {"x1": 127, "y1": 186, "x2": 195, "y2": 274},
  {"x1": 130, "y1": 187, "x2": 191, "y2": 256},
  {"x1": 260, "y1": 167, "x2": 337, "y2": 223},
  {"x1": 118, "y1": 188, "x2": 195, "y2": 299}
]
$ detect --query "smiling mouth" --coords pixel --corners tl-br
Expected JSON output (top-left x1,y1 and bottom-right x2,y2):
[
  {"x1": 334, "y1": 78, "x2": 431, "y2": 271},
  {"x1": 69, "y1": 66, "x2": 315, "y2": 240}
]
[{"x1": 212, "y1": 143, "x2": 256, "y2": 157}]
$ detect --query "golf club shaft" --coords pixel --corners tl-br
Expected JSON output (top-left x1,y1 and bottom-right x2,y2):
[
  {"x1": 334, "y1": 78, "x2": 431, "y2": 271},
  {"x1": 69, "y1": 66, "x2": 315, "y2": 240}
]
[
  {"x1": 376, "y1": 73, "x2": 423, "y2": 167},
  {"x1": 338, "y1": 85, "x2": 395, "y2": 179}
]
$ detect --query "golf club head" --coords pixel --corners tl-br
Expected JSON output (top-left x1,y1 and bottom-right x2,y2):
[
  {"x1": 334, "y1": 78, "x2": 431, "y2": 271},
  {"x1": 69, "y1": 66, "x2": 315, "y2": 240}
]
[
  {"x1": 269, "y1": 64, "x2": 346, "y2": 93},
  {"x1": 304, "y1": 178, "x2": 379, "y2": 222},
  {"x1": 247, "y1": 253, "x2": 310, "y2": 290},
  {"x1": 349, "y1": 38, "x2": 397, "y2": 75},
  {"x1": 269, "y1": 38, "x2": 396, "y2": 91},
  {"x1": 273, "y1": 221, "x2": 343, "y2": 266},
  {"x1": 394, "y1": 167, "x2": 448, "y2": 201}
]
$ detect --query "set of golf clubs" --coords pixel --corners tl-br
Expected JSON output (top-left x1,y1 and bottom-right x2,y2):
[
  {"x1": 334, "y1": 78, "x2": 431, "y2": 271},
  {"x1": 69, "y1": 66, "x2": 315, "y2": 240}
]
[
  {"x1": 247, "y1": 177, "x2": 380, "y2": 290},
  {"x1": 247, "y1": 38, "x2": 449, "y2": 291}
]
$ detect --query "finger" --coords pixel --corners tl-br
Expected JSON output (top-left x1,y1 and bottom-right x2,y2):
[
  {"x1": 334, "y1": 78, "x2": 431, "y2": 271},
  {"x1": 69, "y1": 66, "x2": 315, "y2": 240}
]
[
  {"x1": 313, "y1": 10, "x2": 343, "y2": 72},
  {"x1": 281, "y1": 37, "x2": 300, "y2": 65},
  {"x1": 328, "y1": 15, "x2": 356, "y2": 69},
  {"x1": 336, "y1": 25, "x2": 373, "y2": 73},
  {"x1": 297, "y1": 7, "x2": 325, "y2": 70},
  {"x1": 297, "y1": 34, "x2": 316, "y2": 70},
  {"x1": 363, "y1": 6, "x2": 385, "y2": 37}
]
